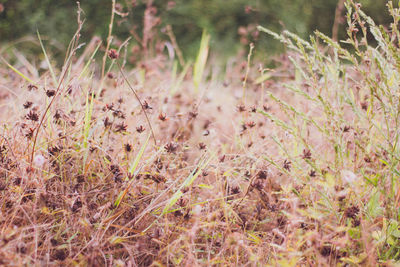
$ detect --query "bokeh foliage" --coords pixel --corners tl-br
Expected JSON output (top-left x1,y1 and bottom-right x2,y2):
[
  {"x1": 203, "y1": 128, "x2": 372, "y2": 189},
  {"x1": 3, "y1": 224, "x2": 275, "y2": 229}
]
[{"x1": 0, "y1": 0, "x2": 391, "y2": 58}]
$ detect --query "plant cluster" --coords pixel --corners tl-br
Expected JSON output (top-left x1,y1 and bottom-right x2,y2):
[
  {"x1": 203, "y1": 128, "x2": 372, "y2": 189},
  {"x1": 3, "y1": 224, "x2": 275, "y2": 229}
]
[{"x1": 1, "y1": 0, "x2": 400, "y2": 265}]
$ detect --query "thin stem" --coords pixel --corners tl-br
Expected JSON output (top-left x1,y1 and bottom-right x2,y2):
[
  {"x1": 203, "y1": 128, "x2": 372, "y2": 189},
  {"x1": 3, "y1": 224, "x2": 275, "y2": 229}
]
[{"x1": 116, "y1": 61, "x2": 157, "y2": 147}]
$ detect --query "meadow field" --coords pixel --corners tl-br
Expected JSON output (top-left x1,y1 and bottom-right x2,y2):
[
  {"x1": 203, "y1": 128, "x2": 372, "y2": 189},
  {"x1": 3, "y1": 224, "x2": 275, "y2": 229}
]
[{"x1": 1, "y1": 1, "x2": 400, "y2": 266}]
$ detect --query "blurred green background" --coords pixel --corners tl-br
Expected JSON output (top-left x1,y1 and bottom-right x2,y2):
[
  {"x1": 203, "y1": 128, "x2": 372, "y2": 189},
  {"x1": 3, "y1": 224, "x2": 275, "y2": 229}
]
[{"x1": 0, "y1": 0, "x2": 391, "y2": 60}]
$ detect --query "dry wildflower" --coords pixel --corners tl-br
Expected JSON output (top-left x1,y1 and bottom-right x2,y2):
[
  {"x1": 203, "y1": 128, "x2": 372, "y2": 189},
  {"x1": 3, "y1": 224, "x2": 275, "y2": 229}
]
[
  {"x1": 230, "y1": 185, "x2": 240, "y2": 194},
  {"x1": 53, "y1": 110, "x2": 61, "y2": 121},
  {"x1": 344, "y1": 205, "x2": 359, "y2": 219},
  {"x1": 107, "y1": 72, "x2": 114, "y2": 79},
  {"x1": 105, "y1": 103, "x2": 114, "y2": 111},
  {"x1": 252, "y1": 179, "x2": 264, "y2": 190},
  {"x1": 112, "y1": 109, "x2": 125, "y2": 119},
  {"x1": 283, "y1": 160, "x2": 291, "y2": 171},
  {"x1": 164, "y1": 142, "x2": 178, "y2": 153},
  {"x1": 257, "y1": 170, "x2": 268, "y2": 179},
  {"x1": 343, "y1": 125, "x2": 351, "y2": 132},
  {"x1": 26, "y1": 110, "x2": 39, "y2": 121},
  {"x1": 27, "y1": 84, "x2": 38, "y2": 91},
  {"x1": 46, "y1": 90, "x2": 56, "y2": 97},
  {"x1": 103, "y1": 117, "x2": 112, "y2": 128},
  {"x1": 108, "y1": 49, "x2": 119, "y2": 59},
  {"x1": 136, "y1": 125, "x2": 145, "y2": 133},
  {"x1": 237, "y1": 104, "x2": 246, "y2": 112},
  {"x1": 115, "y1": 122, "x2": 127, "y2": 132},
  {"x1": 198, "y1": 142, "x2": 206, "y2": 150},
  {"x1": 188, "y1": 110, "x2": 198, "y2": 119},
  {"x1": 361, "y1": 101, "x2": 368, "y2": 110},
  {"x1": 177, "y1": 197, "x2": 188, "y2": 207},
  {"x1": 302, "y1": 149, "x2": 312, "y2": 160},
  {"x1": 143, "y1": 100, "x2": 152, "y2": 110},
  {"x1": 124, "y1": 143, "x2": 133, "y2": 152},
  {"x1": 158, "y1": 112, "x2": 167, "y2": 121},
  {"x1": 23, "y1": 101, "x2": 33, "y2": 109}
]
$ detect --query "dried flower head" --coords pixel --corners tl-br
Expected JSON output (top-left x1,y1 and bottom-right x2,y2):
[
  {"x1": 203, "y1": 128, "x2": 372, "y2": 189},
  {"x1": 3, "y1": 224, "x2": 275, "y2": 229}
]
[
  {"x1": 302, "y1": 149, "x2": 312, "y2": 160},
  {"x1": 108, "y1": 49, "x2": 119, "y2": 59},
  {"x1": 124, "y1": 143, "x2": 133, "y2": 152},
  {"x1": 115, "y1": 122, "x2": 128, "y2": 132},
  {"x1": 28, "y1": 84, "x2": 38, "y2": 91},
  {"x1": 237, "y1": 104, "x2": 246, "y2": 112},
  {"x1": 164, "y1": 142, "x2": 178, "y2": 153},
  {"x1": 46, "y1": 90, "x2": 56, "y2": 97},
  {"x1": 23, "y1": 101, "x2": 33, "y2": 109},
  {"x1": 143, "y1": 101, "x2": 152, "y2": 110},
  {"x1": 136, "y1": 125, "x2": 145, "y2": 133},
  {"x1": 158, "y1": 112, "x2": 167, "y2": 121},
  {"x1": 26, "y1": 110, "x2": 39, "y2": 121},
  {"x1": 198, "y1": 142, "x2": 206, "y2": 150}
]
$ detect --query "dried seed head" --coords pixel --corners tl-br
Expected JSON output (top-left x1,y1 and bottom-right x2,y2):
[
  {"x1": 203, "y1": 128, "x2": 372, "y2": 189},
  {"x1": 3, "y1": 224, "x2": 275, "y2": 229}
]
[
  {"x1": 188, "y1": 111, "x2": 198, "y2": 119},
  {"x1": 115, "y1": 122, "x2": 127, "y2": 132},
  {"x1": 302, "y1": 149, "x2": 312, "y2": 160},
  {"x1": 257, "y1": 170, "x2": 268, "y2": 179},
  {"x1": 142, "y1": 101, "x2": 152, "y2": 110},
  {"x1": 26, "y1": 110, "x2": 39, "y2": 121},
  {"x1": 124, "y1": 143, "x2": 133, "y2": 152},
  {"x1": 23, "y1": 101, "x2": 33, "y2": 109},
  {"x1": 46, "y1": 90, "x2": 56, "y2": 97},
  {"x1": 28, "y1": 84, "x2": 38, "y2": 91},
  {"x1": 342, "y1": 126, "x2": 351, "y2": 132},
  {"x1": 136, "y1": 125, "x2": 145, "y2": 133},
  {"x1": 158, "y1": 112, "x2": 167, "y2": 121},
  {"x1": 237, "y1": 104, "x2": 246, "y2": 112},
  {"x1": 164, "y1": 142, "x2": 178, "y2": 153},
  {"x1": 108, "y1": 49, "x2": 119, "y2": 59},
  {"x1": 283, "y1": 160, "x2": 291, "y2": 171},
  {"x1": 107, "y1": 72, "x2": 114, "y2": 79},
  {"x1": 103, "y1": 117, "x2": 112, "y2": 128},
  {"x1": 198, "y1": 142, "x2": 206, "y2": 150}
]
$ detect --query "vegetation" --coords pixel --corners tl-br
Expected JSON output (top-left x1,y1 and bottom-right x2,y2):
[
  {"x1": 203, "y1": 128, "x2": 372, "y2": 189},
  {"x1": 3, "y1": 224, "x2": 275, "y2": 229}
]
[
  {"x1": 1, "y1": 0, "x2": 400, "y2": 265},
  {"x1": 0, "y1": 0, "x2": 391, "y2": 57}
]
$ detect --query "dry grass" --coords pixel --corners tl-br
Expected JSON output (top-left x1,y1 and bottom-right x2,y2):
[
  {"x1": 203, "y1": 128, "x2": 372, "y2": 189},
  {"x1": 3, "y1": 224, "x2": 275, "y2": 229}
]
[{"x1": 1, "y1": 1, "x2": 400, "y2": 266}]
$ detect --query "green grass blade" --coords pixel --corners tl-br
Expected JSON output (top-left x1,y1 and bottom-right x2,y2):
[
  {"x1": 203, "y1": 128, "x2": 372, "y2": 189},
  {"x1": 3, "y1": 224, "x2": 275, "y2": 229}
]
[
  {"x1": 2, "y1": 59, "x2": 35, "y2": 84},
  {"x1": 193, "y1": 30, "x2": 210, "y2": 92},
  {"x1": 37, "y1": 30, "x2": 58, "y2": 86},
  {"x1": 82, "y1": 79, "x2": 94, "y2": 171},
  {"x1": 128, "y1": 133, "x2": 151, "y2": 176},
  {"x1": 78, "y1": 42, "x2": 101, "y2": 79}
]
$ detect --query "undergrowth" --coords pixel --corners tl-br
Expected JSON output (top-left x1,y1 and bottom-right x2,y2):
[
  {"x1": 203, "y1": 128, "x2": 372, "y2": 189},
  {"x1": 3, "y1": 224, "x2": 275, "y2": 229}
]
[{"x1": 1, "y1": 0, "x2": 400, "y2": 266}]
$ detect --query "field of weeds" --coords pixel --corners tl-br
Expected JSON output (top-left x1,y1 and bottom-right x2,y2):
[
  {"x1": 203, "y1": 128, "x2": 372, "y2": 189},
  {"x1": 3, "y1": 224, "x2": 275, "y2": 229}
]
[{"x1": 1, "y1": 1, "x2": 400, "y2": 266}]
